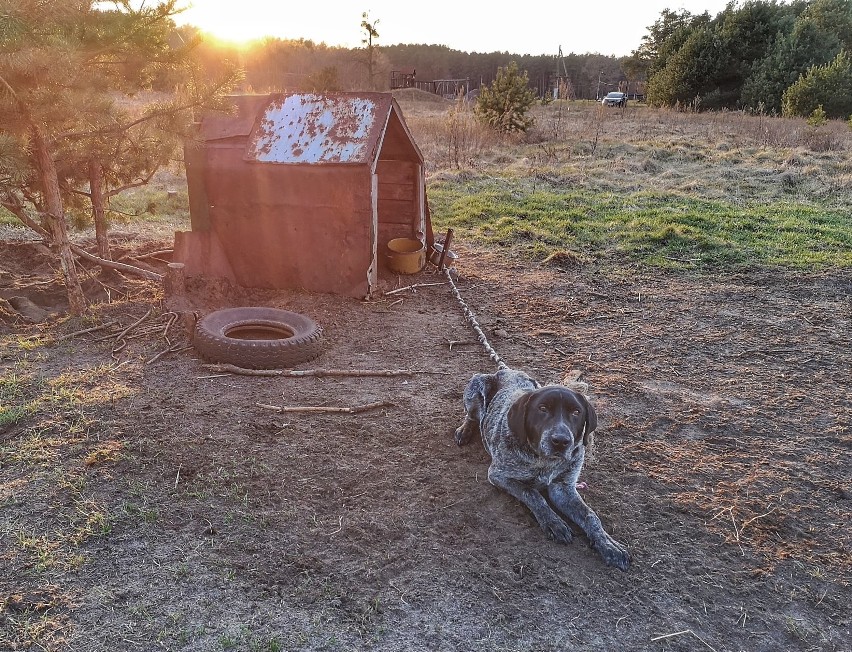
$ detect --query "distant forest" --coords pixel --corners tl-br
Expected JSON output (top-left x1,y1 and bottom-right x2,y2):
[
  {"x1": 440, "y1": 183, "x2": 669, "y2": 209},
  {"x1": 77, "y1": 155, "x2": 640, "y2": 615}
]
[
  {"x1": 632, "y1": 0, "x2": 852, "y2": 117},
  {"x1": 184, "y1": 34, "x2": 629, "y2": 100},
  {"x1": 181, "y1": 0, "x2": 852, "y2": 117}
]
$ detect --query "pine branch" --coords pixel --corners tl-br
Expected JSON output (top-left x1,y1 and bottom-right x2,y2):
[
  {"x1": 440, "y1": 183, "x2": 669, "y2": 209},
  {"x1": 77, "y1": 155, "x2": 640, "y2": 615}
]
[
  {"x1": 104, "y1": 167, "x2": 158, "y2": 198},
  {"x1": 0, "y1": 193, "x2": 51, "y2": 240},
  {"x1": 57, "y1": 80, "x2": 233, "y2": 142}
]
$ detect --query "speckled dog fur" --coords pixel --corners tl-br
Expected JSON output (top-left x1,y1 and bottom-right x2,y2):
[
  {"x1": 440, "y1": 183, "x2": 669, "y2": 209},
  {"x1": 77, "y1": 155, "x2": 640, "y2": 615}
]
[{"x1": 455, "y1": 368, "x2": 630, "y2": 571}]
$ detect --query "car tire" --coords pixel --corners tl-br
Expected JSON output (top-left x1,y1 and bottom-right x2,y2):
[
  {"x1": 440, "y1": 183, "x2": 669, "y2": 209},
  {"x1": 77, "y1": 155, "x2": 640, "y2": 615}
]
[{"x1": 193, "y1": 307, "x2": 323, "y2": 369}]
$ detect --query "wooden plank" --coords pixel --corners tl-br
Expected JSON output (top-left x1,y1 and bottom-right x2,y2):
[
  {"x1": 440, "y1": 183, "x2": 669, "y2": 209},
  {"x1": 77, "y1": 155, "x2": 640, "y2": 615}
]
[
  {"x1": 378, "y1": 183, "x2": 415, "y2": 201},
  {"x1": 378, "y1": 199, "x2": 415, "y2": 223},
  {"x1": 376, "y1": 161, "x2": 416, "y2": 185},
  {"x1": 378, "y1": 223, "x2": 416, "y2": 245}
]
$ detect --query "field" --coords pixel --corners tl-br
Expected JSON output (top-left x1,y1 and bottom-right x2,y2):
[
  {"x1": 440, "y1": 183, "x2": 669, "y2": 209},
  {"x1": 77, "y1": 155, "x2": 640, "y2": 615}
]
[{"x1": 1, "y1": 100, "x2": 850, "y2": 651}]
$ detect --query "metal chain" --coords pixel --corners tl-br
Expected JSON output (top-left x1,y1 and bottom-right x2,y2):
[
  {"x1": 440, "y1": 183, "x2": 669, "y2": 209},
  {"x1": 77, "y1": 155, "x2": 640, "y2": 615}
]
[{"x1": 444, "y1": 266, "x2": 508, "y2": 371}]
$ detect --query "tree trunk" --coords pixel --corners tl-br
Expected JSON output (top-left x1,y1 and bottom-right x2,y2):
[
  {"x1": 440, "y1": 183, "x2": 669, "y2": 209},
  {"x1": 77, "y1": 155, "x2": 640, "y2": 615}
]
[
  {"x1": 88, "y1": 158, "x2": 111, "y2": 260},
  {"x1": 31, "y1": 125, "x2": 87, "y2": 315}
]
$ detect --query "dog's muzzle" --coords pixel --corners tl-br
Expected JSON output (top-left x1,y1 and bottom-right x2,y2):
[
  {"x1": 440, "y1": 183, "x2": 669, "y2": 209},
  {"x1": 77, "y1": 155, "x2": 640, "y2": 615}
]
[{"x1": 542, "y1": 426, "x2": 577, "y2": 457}]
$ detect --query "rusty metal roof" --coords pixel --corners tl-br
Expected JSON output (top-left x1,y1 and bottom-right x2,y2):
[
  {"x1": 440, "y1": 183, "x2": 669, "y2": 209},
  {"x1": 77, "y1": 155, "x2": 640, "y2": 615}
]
[
  {"x1": 198, "y1": 95, "x2": 271, "y2": 141},
  {"x1": 244, "y1": 93, "x2": 396, "y2": 164}
]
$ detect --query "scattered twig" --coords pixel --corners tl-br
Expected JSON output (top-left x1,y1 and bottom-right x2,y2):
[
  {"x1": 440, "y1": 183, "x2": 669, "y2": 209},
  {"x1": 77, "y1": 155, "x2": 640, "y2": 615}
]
[
  {"x1": 384, "y1": 282, "x2": 445, "y2": 296},
  {"x1": 122, "y1": 248, "x2": 173, "y2": 261},
  {"x1": 327, "y1": 516, "x2": 344, "y2": 536},
  {"x1": 739, "y1": 506, "x2": 777, "y2": 533},
  {"x1": 92, "y1": 329, "x2": 126, "y2": 342},
  {"x1": 123, "y1": 326, "x2": 167, "y2": 341},
  {"x1": 111, "y1": 339, "x2": 128, "y2": 357},
  {"x1": 204, "y1": 364, "x2": 448, "y2": 377},
  {"x1": 663, "y1": 255, "x2": 701, "y2": 263},
  {"x1": 389, "y1": 581, "x2": 410, "y2": 605},
  {"x1": 71, "y1": 245, "x2": 164, "y2": 281},
  {"x1": 162, "y1": 312, "x2": 178, "y2": 342},
  {"x1": 650, "y1": 631, "x2": 691, "y2": 642},
  {"x1": 256, "y1": 400, "x2": 394, "y2": 414},
  {"x1": 445, "y1": 338, "x2": 478, "y2": 351},
  {"x1": 387, "y1": 298, "x2": 403, "y2": 308},
  {"x1": 113, "y1": 307, "x2": 154, "y2": 343},
  {"x1": 146, "y1": 344, "x2": 193, "y2": 365},
  {"x1": 52, "y1": 320, "x2": 119, "y2": 342},
  {"x1": 650, "y1": 630, "x2": 717, "y2": 652}
]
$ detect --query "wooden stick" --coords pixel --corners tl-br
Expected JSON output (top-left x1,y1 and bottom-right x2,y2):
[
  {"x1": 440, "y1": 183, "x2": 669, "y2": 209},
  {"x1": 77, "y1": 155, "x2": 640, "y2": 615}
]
[
  {"x1": 437, "y1": 228, "x2": 454, "y2": 270},
  {"x1": 146, "y1": 344, "x2": 193, "y2": 365},
  {"x1": 52, "y1": 320, "x2": 119, "y2": 342},
  {"x1": 650, "y1": 631, "x2": 692, "y2": 642},
  {"x1": 203, "y1": 364, "x2": 448, "y2": 377},
  {"x1": 256, "y1": 400, "x2": 394, "y2": 414},
  {"x1": 384, "y1": 282, "x2": 445, "y2": 296},
  {"x1": 445, "y1": 338, "x2": 478, "y2": 351},
  {"x1": 124, "y1": 248, "x2": 173, "y2": 261},
  {"x1": 71, "y1": 245, "x2": 164, "y2": 281},
  {"x1": 113, "y1": 307, "x2": 154, "y2": 343},
  {"x1": 650, "y1": 630, "x2": 718, "y2": 652},
  {"x1": 162, "y1": 312, "x2": 178, "y2": 341}
]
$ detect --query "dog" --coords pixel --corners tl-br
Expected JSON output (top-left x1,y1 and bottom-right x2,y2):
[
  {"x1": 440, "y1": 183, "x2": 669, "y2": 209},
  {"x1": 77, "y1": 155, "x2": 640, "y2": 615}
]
[{"x1": 455, "y1": 368, "x2": 630, "y2": 571}]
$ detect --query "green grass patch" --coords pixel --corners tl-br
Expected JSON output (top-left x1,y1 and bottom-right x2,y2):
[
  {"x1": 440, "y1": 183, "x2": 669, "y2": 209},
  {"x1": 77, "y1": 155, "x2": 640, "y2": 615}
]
[
  {"x1": 428, "y1": 176, "x2": 852, "y2": 269},
  {"x1": 0, "y1": 205, "x2": 20, "y2": 226}
]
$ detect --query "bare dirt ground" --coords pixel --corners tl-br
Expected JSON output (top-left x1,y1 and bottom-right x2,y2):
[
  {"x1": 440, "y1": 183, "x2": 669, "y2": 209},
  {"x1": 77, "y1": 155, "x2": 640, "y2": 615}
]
[{"x1": 1, "y1": 236, "x2": 850, "y2": 651}]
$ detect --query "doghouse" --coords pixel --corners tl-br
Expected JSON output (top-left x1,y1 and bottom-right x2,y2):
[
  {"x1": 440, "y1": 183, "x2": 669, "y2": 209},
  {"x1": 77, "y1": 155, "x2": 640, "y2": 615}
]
[{"x1": 175, "y1": 92, "x2": 432, "y2": 297}]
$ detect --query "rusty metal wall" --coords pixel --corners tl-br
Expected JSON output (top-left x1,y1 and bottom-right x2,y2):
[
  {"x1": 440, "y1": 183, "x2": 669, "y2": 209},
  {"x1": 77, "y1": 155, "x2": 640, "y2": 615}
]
[{"x1": 202, "y1": 147, "x2": 375, "y2": 296}]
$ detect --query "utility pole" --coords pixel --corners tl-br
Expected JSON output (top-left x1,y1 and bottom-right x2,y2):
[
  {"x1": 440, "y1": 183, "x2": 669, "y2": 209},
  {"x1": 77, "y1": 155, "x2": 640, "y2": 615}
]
[{"x1": 596, "y1": 71, "x2": 604, "y2": 100}]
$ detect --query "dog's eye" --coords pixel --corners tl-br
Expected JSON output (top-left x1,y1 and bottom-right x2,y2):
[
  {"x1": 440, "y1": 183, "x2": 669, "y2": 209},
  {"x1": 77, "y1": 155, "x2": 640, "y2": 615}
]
[
  {"x1": 572, "y1": 409, "x2": 581, "y2": 416},
  {"x1": 538, "y1": 405, "x2": 549, "y2": 413}
]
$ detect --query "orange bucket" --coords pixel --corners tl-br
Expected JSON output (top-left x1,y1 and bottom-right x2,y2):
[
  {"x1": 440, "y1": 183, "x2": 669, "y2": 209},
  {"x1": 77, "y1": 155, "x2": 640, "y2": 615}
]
[{"x1": 386, "y1": 238, "x2": 425, "y2": 274}]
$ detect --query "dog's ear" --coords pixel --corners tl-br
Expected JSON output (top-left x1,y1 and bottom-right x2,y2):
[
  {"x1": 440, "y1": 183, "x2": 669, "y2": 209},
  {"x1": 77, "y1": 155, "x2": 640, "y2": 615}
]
[
  {"x1": 578, "y1": 394, "x2": 598, "y2": 445},
  {"x1": 507, "y1": 391, "x2": 536, "y2": 447}
]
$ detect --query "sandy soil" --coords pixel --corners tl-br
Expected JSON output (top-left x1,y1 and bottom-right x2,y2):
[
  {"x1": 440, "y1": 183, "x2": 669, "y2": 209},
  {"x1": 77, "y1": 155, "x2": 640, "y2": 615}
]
[{"x1": 1, "y1": 237, "x2": 850, "y2": 651}]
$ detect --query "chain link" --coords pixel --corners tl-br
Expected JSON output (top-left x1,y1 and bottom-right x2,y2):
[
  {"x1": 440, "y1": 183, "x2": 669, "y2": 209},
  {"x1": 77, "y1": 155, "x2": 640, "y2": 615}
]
[{"x1": 444, "y1": 267, "x2": 508, "y2": 371}]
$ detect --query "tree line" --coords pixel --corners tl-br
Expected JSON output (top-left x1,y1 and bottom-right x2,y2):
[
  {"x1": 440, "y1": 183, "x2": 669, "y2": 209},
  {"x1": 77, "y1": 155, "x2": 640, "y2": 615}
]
[
  {"x1": 187, "y1": 35, "x2": 628, "y2": 100},
  {"x1": 628, "y1": 0, "x2": 852, "y2": 118}
]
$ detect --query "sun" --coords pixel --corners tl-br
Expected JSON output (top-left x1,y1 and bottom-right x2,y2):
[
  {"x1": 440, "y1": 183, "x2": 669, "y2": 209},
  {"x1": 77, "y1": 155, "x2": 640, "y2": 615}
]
[
  {"x1": 173, "y1": 1, "x2": 360, "y2": 49},
  {"x1": 174, "y1": 2, "x2": 275, "y2": 46}
]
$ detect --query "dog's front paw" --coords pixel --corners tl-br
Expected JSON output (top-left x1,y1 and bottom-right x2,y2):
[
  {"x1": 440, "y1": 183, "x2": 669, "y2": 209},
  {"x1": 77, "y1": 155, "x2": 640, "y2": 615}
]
[
  {"x1": 541, "y1": 517, "x2": 574, "y2": 545},
  {"x1": 454, "y1": 419, "x2": 477, "y2": 446},
  {"x1": 597, "y1": 536, "x2": 631, "y2": 572}
]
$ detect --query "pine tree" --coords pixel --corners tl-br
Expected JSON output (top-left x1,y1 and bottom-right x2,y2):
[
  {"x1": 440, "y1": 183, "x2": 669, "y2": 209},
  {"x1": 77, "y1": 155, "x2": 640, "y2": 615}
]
[
  {"x1": 783, "y1": 50, "x2": 852, "y2": 118},
  {"x1": 0, "y1": 0, "x2": 236, "y2": 314},
  {"x1": 475, "y1": 62, "x2": 536, "y2": 134},
  {"x1": 360, "y1": 12, "x2": 380, "y2": 90}
]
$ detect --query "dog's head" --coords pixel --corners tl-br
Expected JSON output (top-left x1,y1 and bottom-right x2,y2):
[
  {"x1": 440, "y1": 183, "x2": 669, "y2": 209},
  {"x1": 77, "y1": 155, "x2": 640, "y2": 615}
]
[{"x1": 507, "y1": 385, "x2": 597, "y2": 457}]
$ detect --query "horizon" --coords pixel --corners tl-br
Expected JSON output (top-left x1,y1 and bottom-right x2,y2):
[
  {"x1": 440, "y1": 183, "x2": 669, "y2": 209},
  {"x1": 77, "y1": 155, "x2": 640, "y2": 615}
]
[{"x1": 174, "y1": 0, "x2": 735, "y2": 58}]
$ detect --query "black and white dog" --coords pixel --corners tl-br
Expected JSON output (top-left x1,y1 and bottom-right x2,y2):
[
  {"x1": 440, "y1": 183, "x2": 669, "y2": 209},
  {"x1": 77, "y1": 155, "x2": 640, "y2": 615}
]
[{"x1": 455, "y1": 368, "x2": 630, "y2": 571}]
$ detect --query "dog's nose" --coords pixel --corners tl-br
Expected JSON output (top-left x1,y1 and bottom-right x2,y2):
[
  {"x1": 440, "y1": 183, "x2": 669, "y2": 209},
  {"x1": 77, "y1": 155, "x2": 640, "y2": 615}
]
[{"x1": 550, "y1": 433, "x2": 571, "y2": 449}]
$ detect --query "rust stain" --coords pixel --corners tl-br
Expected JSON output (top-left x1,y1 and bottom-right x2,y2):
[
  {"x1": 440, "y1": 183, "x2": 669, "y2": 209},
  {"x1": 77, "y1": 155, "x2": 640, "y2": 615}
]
[{"x1": 245, "y1": 93, "x2": 389, "y2": 164}]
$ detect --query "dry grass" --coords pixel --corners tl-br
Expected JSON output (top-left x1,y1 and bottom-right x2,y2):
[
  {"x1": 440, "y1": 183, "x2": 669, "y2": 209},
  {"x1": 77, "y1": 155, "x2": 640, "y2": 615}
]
[{"x1": 400, "y1": 100, "x2": 852, "y2": 207}]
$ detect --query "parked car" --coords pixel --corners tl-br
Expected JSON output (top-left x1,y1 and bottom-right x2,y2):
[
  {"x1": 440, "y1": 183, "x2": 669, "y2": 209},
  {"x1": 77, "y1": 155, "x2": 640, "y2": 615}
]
[{"x1": 601, "y1": 92, "x2": 627, "y2": 107}]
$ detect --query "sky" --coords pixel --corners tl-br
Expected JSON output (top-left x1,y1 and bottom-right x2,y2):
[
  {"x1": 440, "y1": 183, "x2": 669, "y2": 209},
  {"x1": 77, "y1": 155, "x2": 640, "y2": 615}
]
[{"x1": 172, "y1": 1, "x2": 735, "y2": 57}]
